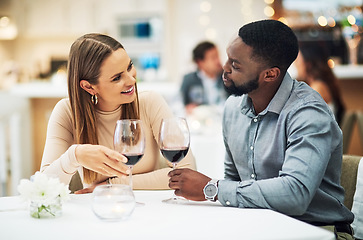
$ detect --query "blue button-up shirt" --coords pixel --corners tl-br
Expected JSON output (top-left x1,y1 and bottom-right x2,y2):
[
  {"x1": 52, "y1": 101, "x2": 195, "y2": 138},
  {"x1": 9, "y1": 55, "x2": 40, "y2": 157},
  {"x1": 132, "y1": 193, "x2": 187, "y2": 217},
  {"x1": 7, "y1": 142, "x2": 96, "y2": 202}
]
[{"x1": 218, "y1": 73, "x2": 354, "y2": 224}]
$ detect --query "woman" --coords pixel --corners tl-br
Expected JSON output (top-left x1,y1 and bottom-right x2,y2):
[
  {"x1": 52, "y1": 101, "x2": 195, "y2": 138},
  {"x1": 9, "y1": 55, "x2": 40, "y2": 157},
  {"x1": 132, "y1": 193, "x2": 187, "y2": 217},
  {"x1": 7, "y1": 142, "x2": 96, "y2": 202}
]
[
  {"x1": 40, "y1": 33, "x2": 196, "y2": 192},
  {"x1": 295, "y1": 42, "x2": 346, "y2": 126}
]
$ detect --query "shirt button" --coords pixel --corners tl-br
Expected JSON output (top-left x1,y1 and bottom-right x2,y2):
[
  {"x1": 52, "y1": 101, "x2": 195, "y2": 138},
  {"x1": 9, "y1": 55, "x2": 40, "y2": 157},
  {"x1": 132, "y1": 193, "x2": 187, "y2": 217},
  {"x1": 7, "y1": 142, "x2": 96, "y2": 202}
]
[
  {"x1": 226, "y1": 201, "x2": 230, "y2": 206},
  {"x1": 253, "y1": 118, "x2": 258, "y2": 122},
  {"x1": 251, "y1": 173, "x2": 256, "y2": 179},
  {"x1": 250, "y1": 146, "x2": 254, "y2": 150}
]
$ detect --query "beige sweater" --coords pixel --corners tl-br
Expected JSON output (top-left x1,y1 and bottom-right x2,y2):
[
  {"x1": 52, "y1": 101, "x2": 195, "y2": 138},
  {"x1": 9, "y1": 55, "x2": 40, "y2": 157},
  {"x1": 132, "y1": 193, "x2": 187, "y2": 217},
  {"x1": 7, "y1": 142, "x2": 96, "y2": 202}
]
[{"x1": 40, "y1": 91, "x2": 196, "y2": 189}]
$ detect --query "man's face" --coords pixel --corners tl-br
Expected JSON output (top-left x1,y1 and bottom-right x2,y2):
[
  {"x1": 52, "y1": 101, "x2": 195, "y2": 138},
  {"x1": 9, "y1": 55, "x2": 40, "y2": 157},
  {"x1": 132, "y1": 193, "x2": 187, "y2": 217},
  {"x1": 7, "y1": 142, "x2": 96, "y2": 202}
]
[
  {"x1": 222, "y1": 37, "x2": 262, "y2": 96},
  {"x1": 198, "y1": 47, "x2": 223, "y2": 77}
]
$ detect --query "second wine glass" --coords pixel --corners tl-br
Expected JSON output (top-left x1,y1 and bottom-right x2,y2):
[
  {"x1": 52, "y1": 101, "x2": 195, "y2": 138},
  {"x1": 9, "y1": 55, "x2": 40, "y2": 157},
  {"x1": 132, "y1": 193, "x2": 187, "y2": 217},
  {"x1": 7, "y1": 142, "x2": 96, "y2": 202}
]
[
  {"x1": 159, "y1": 117, "x2": 190, "y2": 203},
  {"x1": 113, "y1": 119, "x2": 145, "y2": 190}
]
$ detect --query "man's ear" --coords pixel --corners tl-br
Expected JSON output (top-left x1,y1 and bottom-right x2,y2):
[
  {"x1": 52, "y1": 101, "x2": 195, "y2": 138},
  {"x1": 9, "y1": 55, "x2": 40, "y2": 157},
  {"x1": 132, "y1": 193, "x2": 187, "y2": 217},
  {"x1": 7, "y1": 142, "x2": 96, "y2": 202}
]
[
  {"x1": 80, "y1": 80, "x2": 96, "y2": 95},
  {"x1": 264, "y1": 67, "x2": 280, "y2": 82}
]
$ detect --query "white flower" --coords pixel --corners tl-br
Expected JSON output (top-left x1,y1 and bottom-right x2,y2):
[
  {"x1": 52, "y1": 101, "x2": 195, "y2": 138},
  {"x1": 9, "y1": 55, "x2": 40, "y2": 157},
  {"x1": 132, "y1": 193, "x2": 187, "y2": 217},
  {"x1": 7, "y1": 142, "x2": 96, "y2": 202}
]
[
  {"x1": 17, "y1": 179, "x2": 34, "y2": 200},
  {"x1": 17, "y1": 172, "x2": 71, "y2": 218},
  {"x1": 17, "y1": 172, "x2": 71, "y2": 205}
]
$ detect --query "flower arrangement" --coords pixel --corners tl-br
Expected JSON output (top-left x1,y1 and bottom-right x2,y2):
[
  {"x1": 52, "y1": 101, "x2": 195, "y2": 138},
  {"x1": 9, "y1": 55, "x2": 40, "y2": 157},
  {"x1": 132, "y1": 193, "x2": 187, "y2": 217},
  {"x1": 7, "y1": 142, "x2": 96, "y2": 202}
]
[{"x1": 17, "y1": 172, "x2": 70, "y2": 218}]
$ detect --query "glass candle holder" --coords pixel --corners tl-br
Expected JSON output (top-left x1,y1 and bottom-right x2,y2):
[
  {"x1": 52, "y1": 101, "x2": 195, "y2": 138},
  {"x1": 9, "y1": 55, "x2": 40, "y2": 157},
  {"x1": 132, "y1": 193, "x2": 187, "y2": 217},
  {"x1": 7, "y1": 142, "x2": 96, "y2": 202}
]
[{"x1": 91, "y1": 184, "x2": 136, "y2": 221}]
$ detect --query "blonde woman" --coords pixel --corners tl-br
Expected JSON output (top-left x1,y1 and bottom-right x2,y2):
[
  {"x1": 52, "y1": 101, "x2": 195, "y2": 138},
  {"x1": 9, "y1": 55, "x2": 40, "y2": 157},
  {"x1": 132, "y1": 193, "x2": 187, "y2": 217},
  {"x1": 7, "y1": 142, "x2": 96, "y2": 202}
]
[{"x1": 40, "y1": 33, "x2": 196, "y2": 192}]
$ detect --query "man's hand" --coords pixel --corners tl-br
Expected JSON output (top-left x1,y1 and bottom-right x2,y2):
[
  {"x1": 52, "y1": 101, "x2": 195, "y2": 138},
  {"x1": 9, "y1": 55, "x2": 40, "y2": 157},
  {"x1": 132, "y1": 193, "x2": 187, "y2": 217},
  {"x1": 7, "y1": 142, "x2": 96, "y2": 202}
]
[{"x1": 168, "y1": 168, "x2": 211, "y2": 201}]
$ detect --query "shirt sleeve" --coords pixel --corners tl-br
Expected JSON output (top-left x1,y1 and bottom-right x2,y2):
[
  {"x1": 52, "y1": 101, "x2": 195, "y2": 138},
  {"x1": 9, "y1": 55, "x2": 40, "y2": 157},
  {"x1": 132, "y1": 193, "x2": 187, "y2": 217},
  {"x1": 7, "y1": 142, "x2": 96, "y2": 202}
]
[
  {"x1": 114, "y1": 91, "x2": 196, "y2": 189},
  {"x1": 223, "y1": 133, "x2": 241, "y2": 181},
  {"x1": 218, "y1": 104, "x2": 339, "y2": 216},
  {"x1": 40, "y1": 99, "x2": 81, "y2": 185}
]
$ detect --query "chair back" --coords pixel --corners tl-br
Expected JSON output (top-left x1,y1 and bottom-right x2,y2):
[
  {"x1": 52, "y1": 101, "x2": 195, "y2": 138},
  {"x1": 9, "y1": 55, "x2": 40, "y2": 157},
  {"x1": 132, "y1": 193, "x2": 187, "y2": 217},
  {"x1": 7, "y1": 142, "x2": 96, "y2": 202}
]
[
  {"x1": 0, "y1": 93, "x2": 33, "y2": 196},
  {"x1": 357, "y1": 111, "x2": 363, "y2": 150},
  {"x1": 69, "y1": 171, "x2": 83, "y2": 193},
  {"x1": 341, "y1": 111, "x2": 357, "y2": 154},
  {"x1": 341, "y1": 155, "x2": 362, "y2": 210}
]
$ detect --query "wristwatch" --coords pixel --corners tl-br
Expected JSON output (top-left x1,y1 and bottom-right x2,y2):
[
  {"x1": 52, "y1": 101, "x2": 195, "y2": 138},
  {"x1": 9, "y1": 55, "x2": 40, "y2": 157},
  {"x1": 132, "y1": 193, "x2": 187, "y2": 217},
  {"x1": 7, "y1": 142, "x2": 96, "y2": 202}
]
[{"x1": 203, "y1": 179, "x2": 219, "y2": 201}]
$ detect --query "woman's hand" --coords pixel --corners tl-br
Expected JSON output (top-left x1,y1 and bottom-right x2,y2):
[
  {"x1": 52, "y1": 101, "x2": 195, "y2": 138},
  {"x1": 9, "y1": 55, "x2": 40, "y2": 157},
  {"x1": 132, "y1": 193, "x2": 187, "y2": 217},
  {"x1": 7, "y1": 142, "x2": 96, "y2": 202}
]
[{"x1": 75, "y1": 144, "x2": 129, "y2": 178}]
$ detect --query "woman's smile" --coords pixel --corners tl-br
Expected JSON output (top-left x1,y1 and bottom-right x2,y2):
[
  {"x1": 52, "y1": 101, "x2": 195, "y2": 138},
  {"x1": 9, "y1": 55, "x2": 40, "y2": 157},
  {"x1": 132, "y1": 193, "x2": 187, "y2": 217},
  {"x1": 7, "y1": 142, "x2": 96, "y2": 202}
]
[{"x1": 121, "y1": 86, "x2": 135, "y2": 95}]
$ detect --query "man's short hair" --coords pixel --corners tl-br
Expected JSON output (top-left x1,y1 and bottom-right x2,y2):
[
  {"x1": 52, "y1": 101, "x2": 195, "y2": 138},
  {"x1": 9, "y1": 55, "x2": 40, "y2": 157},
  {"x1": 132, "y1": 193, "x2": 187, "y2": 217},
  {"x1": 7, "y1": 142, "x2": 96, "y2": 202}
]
[
  {"x1": 238, "y1": 20, "x2": 298, "y2": 71},
  {"x1": 192, "y1": 41, "x2": 216, "y2": 63}
]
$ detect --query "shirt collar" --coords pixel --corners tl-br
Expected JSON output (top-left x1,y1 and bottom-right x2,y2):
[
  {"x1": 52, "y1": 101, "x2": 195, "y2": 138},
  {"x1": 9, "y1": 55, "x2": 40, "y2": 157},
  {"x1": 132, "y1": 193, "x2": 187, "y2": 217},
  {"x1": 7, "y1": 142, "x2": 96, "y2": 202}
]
[
  {"x1": 268, "y1": 72, "x2": 293, "y2": 114},
  {"x1": 239, "y1": 72, "x2": 294, "y2": 116}
]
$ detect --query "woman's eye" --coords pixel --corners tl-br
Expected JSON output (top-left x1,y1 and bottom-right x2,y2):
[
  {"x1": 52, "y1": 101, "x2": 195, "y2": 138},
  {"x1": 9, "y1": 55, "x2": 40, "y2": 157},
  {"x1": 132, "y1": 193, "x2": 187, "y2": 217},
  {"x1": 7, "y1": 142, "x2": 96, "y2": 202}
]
[
  {"x1": 127, "y1": 61, "x2": 134, "y2": 71},
  {"x1": 113, "y1": 75, "x2": 121, "y2": 82}
]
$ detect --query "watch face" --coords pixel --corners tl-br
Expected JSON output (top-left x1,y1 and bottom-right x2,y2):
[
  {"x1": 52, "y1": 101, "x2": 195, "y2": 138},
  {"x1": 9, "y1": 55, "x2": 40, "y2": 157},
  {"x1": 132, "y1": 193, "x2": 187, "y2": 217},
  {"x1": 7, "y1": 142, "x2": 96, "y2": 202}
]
[{"x1": 205, "y1": 184, "x2": 217, "y2": 197}]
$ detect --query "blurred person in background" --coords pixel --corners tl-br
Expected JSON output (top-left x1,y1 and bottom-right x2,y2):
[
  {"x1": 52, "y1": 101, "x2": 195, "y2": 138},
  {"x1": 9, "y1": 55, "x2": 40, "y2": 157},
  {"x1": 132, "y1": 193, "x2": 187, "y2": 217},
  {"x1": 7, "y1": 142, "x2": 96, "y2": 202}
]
[
  {"x1": 40, "y1": 33, "x2": 196, "y2": 193},
  {"x1": 295, "y1": 42, "x2": 346, "y2": 126},
  {"x1": 180, "y1": 41, "x2": 229, "y2": 114}
]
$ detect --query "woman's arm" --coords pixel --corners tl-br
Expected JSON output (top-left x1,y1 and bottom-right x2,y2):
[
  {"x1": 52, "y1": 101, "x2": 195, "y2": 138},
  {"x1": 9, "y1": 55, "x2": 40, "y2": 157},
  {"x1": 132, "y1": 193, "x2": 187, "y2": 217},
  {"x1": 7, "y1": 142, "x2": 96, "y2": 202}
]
[
  {"x1": 40, "y1": 99, "x2": 128, "y2": 185},
  {"x1": 40, "y1": 99, "x2": 81, "y2": 184}
]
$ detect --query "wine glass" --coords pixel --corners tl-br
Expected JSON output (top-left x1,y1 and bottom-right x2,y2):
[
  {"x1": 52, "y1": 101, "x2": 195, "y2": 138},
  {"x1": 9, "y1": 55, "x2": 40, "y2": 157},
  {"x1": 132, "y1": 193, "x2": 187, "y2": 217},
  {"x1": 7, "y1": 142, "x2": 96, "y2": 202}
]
[
  {"x1": 114, "y1": 119, "x2": 145, "y2": 204},
  {"x1": 159, "y1": 117, "x2": 190, "y2": 203}
]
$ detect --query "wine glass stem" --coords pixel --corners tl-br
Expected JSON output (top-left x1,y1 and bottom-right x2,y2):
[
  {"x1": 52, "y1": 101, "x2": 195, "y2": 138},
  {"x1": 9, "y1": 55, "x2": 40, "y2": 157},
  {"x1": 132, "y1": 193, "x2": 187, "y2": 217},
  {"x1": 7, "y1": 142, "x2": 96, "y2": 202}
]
[
  {"x1": 172, "y1": 163, "x2": 177, "y2": 200},
  {"x1": 128, "y1": 166, "x2": 133, "y2": 189}
]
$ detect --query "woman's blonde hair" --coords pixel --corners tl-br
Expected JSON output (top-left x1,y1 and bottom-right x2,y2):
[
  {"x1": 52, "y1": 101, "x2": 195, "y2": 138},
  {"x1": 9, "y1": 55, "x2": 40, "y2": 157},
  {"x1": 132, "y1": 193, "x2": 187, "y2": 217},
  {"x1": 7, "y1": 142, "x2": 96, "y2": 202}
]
[{"x1": 67, "y1": 33, "x2": 139, "y2": 183}]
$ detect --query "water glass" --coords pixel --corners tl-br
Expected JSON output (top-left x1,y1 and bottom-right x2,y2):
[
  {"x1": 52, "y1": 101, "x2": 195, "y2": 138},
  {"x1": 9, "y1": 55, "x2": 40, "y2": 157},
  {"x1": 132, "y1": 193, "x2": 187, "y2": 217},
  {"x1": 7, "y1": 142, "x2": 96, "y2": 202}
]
[{"x1": 91, "y1": 184, "x2": 136, "y2": 221}]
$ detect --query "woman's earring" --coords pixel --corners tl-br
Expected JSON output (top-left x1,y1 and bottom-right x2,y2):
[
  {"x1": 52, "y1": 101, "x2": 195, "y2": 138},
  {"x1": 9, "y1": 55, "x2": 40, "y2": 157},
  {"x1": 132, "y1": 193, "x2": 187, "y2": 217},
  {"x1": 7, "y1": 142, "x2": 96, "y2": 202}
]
[{"x1": 91, "y1": 94, "x2": 98, "y2": 105}]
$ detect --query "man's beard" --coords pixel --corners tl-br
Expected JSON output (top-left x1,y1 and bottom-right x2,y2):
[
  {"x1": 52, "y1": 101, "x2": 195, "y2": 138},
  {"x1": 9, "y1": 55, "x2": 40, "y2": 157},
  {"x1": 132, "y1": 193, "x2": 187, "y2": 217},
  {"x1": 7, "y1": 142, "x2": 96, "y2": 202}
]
[{"x1": 224, "y1": 76, "x2": 259, "y2": 96}]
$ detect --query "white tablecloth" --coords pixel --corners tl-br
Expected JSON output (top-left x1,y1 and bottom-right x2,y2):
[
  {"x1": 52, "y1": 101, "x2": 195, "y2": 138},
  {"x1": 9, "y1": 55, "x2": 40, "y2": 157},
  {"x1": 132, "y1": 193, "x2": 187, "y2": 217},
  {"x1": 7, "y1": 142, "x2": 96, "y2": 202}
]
[
  {"x1": 0, "y1": 190, "x2": 334, "y2": 240},
  {"x1": 187, "y1": 105, "x2": 225, "y2": 179}
]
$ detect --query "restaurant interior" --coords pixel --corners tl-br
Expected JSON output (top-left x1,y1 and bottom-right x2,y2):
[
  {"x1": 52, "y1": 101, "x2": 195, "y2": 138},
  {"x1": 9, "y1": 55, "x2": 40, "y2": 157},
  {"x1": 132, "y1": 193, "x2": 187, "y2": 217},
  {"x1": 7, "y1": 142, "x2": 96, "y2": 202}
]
[
  {"x1": 1, "y1": 0, "x2": 363, "y2": 239},
  {"x1": 0, "y1": 0, "x2": 362, "y2": 198}
]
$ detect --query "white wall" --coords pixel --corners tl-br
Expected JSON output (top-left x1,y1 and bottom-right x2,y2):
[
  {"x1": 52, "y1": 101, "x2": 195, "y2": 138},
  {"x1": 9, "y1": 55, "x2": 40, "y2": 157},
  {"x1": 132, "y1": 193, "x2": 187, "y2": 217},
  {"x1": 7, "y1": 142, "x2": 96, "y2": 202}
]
[
  {"x1": 0, "y1": 0, "x2": 267, "y2": 84},
  {"x1": 167, "y1": 0, "x2": 266, "y2": 84}
]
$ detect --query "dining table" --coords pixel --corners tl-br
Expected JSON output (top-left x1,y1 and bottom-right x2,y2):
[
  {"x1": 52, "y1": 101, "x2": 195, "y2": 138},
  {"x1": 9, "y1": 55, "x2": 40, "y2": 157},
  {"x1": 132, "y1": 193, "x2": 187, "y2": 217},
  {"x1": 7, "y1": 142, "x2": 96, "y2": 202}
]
[{"x1": 0, "y1": 190, "x2": 335, "y2": 240}]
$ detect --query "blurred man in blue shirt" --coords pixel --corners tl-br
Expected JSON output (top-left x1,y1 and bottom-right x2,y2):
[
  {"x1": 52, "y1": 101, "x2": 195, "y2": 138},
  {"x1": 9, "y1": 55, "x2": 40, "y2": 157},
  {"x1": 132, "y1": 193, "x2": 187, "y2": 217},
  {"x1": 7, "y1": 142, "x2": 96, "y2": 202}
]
[{"x1": 180, "y1": 41, "x2": 229, "y2": 113}]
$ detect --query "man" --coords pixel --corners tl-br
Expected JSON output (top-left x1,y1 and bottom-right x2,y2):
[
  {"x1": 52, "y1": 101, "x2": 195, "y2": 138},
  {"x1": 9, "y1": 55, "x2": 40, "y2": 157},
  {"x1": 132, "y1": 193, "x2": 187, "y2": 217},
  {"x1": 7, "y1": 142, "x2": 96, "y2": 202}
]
[
  {"x1": 180, "y1": 41, "x2": 228, "y2": 113},
  {"x1": 169, "y1": 20, "x2": 354, "y2": 239}
]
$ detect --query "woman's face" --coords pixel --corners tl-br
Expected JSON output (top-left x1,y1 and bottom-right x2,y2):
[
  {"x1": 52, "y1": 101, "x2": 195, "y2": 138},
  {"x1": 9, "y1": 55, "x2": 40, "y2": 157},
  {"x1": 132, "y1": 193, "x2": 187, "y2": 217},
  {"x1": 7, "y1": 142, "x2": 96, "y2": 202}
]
[{"x1": 93, "y1": 48, "x2": 137, "y2": 112}]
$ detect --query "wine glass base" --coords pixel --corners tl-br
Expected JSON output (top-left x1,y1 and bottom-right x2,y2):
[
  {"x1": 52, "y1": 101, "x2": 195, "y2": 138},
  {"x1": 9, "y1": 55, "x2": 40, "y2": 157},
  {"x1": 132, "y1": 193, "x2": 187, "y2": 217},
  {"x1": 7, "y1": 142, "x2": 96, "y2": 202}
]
[{"x1": 162, "y1": 196, "x2": 189, "y2": 204}]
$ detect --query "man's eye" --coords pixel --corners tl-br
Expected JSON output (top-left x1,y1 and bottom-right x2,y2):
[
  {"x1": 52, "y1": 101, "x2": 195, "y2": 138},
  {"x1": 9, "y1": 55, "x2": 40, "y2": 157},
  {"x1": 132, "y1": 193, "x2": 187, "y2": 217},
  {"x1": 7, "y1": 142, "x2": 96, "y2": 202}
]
[{"x1": 232, "y1": 63, "x2": 239, "y2": 70}]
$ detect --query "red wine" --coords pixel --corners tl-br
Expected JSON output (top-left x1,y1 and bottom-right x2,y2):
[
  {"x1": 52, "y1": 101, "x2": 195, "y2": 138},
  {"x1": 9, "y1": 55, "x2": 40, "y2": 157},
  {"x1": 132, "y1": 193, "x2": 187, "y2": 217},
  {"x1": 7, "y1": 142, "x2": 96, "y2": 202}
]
[
  {"x1": 161, "y1": 147, "x2": 189, "y2": 163},
  {"x1": 123, "y1": 153, "x2": 144, "y2": 166}
]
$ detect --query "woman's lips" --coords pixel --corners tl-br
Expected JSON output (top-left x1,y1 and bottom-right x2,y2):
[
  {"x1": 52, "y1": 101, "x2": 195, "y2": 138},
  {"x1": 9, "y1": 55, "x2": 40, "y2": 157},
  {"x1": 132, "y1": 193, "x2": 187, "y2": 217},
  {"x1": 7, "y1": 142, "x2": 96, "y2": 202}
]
[{"x1": 121, "y1": 86, "x2": 134, "y2": 95}]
